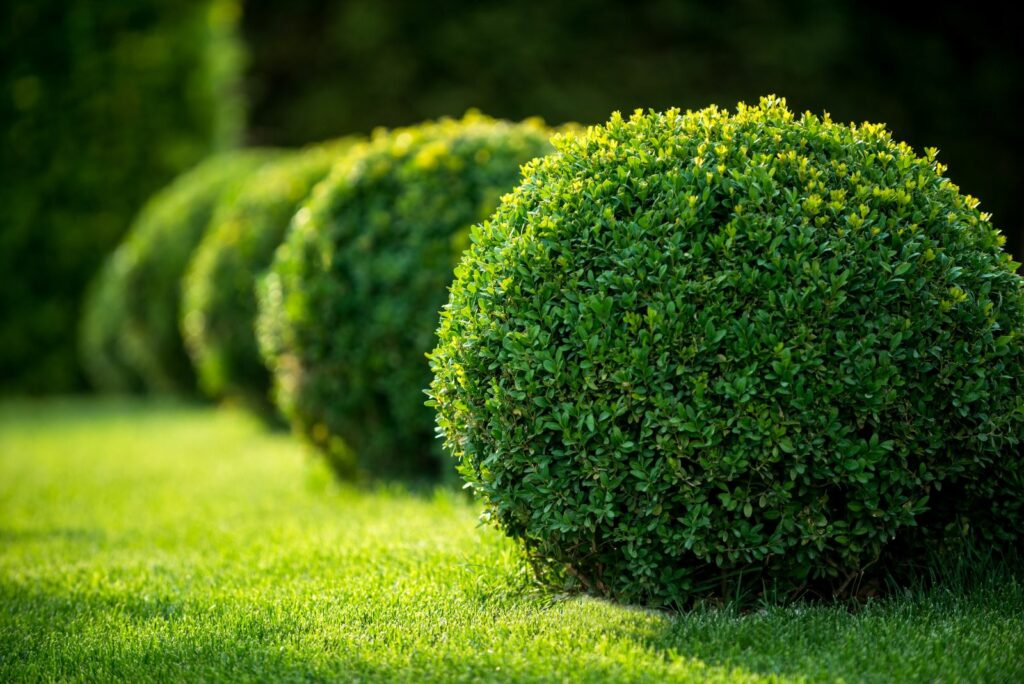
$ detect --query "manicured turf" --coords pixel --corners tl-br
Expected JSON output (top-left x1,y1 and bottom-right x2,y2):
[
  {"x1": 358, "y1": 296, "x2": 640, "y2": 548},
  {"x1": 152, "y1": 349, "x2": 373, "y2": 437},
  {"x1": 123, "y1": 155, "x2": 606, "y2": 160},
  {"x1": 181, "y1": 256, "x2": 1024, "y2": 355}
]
[{"x1": 1, "y1": 400, "x2": 1022, "y2": 682}]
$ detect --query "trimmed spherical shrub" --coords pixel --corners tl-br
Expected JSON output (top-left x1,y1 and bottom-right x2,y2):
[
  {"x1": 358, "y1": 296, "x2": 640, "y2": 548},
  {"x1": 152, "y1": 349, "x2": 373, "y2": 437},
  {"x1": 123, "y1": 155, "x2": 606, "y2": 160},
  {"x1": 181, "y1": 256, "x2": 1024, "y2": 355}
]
[
  {"x1": 181, "y1": 138, "x2": 357, "y2": 411},
  {"x1": 86, "y1": 150, "x2": 279, "y2": 394},
  {"x1": 429, "y1": 97, "x2": 1024, "y2": 607},
  {"x1": 258, "y1": 112, "x2": 555, "y2": 479}
]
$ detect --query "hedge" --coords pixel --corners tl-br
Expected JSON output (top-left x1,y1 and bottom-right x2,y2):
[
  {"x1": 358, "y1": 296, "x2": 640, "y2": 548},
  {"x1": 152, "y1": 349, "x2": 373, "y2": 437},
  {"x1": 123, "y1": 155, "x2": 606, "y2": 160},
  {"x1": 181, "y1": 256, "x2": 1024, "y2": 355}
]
[{"x1": 1, "y1": 0, "x2": 244, "y2": 392}]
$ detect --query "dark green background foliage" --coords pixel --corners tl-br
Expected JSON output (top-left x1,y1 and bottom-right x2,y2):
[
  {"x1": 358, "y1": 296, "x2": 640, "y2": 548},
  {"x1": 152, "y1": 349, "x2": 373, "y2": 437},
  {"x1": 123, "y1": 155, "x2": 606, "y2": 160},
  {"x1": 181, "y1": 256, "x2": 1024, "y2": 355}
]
[
  {"x1": 259, "y1": 113, "x2": 554, "y2": 479},
  {"x1": 1, "y1": 0, "x2": 244, "y2": 393},
  {"x1": 243, "y1": 0, "x2": 1023, "y2": 261},
  {"x1": 430, "y1": 98, "x2": 1024, "y2": 607},
  {"x1": 182, "y1": 139, "x2": 357, "y2": 410},
  {"x1": 84, "y1": 151, "x2": 277, "y2": 395}
]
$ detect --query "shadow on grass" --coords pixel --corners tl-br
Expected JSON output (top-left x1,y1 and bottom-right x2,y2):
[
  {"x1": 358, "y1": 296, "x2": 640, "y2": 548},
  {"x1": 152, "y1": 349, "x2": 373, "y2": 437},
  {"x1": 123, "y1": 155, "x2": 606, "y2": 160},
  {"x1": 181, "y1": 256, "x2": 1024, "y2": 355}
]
[
  {"x1": 0, "y1": 527, "x2": 105, "y2": 545},
  {"x1": 3, "y1": 569, "x2": 1023, "y2": 683},
  {"x1": 0, "y1": 582, "x2": 744, "y2": 682},
  {"x1": 637, "y1": 557, "x2": 1024, "y2": 682}
]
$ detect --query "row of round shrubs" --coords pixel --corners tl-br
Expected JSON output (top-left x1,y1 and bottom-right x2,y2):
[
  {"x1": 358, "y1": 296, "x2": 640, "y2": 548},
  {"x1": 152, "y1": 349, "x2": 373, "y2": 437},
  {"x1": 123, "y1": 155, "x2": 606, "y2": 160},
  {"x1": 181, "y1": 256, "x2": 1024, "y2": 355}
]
[
  {"x1": 83, "y1": 98, "x2": 1024, "y2": 607},
  {"x1": 82, "y1": 150, "x2": 279, "y2": 394},
  {"x1": 182, "y1": 138, "x2": 358, "y2": 414},
  {"x1": 82, "y1": 111, "x2": 554, "y2": 480}
]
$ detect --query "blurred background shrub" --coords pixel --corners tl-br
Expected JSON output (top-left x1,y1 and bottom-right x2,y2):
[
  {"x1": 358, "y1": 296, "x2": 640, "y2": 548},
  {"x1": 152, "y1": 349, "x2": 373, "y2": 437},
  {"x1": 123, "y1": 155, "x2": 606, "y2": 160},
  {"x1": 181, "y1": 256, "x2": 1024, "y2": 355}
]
[
  {"x1": 79, "y1": 246, "x2": 143, "y2": 395},
  {"x1": 1, "y1": 0, "x2": 244, "y2": 393},
  {"x1": 181, "y1": 138, "x2": 357, "y2": 412},
  {"x1": 82, "y1": 151, "x2": 277, "y2": 395}
]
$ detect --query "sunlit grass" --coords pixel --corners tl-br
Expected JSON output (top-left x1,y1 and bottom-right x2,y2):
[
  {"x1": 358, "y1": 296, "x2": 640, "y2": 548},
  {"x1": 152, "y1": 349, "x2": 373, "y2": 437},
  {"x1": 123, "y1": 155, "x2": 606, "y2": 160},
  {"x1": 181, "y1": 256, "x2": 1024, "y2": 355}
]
[{"x1": 1, "y1": 399, "x2": 1022, "y2": 682}]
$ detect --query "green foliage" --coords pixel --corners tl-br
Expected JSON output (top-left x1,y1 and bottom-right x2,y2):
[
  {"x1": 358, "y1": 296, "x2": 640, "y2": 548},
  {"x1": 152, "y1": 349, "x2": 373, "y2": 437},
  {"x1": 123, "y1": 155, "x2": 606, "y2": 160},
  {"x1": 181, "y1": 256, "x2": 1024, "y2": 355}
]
[
  {"x1": 430, "y1": 97, "x2": 1024, "y2": 607},
  {"x1": 259, "y1": 113, "x2": 554, "y2": 479},
  {"x1": 0, "y1": 0, "x2": 245, "y2": 393},
  {"x1": 181, "y1": 139, "x2": 358, "y2": 411},
  {"x1": 79, "y1": 248, "x2": 144, "y2": 395},
  {"x1": 82, "y1": 151, "x2": 278, "y2": 394}
]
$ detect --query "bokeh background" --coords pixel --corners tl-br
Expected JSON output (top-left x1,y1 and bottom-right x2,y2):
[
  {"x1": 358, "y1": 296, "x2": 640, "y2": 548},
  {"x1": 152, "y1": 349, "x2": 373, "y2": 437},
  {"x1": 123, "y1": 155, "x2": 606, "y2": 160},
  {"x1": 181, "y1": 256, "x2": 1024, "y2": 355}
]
[{"x1": 3, "y1": 0, "x2": 1021, "y2": 394}]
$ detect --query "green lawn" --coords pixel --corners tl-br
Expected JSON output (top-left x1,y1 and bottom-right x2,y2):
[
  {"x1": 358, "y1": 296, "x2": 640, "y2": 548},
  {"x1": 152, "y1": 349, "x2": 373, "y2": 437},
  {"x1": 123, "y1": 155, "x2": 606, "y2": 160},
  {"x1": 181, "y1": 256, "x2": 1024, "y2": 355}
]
[{"x1": 1, "y1": 400, "x2": 1022, "y2": 682}]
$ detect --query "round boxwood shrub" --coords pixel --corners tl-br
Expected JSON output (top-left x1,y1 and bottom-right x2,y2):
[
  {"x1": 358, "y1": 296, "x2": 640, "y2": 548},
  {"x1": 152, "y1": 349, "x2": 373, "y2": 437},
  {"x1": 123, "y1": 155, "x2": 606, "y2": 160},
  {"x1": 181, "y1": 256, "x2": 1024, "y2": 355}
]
[
  {"x1": 258, "y1": 112, "x2": 555, "y2": 479},
  {"x1": 181, "y1": 138, "x2": 357, "y2": 411},
  {"x1": 102, "y1": 150, "x2": 279, "y2": 394},
  {"x1": 429, "y1": 97, "x2": 1024, "y2": 607}
]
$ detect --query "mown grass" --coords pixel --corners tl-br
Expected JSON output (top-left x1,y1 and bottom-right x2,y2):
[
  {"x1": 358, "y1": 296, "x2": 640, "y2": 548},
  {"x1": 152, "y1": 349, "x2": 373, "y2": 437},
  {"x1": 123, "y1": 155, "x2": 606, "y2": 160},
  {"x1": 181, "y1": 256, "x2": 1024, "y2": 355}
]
[{"x1": 1, "y1": 399, "x2": 1022, "y2": 682}]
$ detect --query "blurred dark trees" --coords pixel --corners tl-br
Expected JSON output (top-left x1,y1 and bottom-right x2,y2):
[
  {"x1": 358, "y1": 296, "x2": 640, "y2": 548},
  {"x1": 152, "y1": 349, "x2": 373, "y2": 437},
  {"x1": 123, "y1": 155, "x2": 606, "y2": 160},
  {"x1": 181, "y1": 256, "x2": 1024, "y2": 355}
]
[
  {"x1": 244, "y1": 0, "x2": 1023, "y2": 258},
  {"x1": 0, "y1": 0, "x2": 243, "y2": 392}
]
